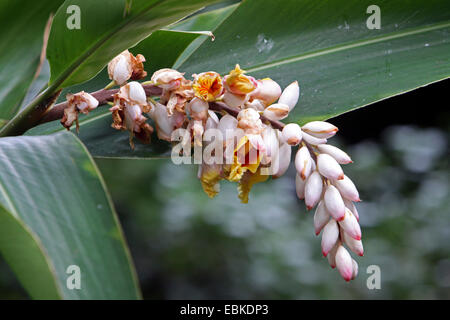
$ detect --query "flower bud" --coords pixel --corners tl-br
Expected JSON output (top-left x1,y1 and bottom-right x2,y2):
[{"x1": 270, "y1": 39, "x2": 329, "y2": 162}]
[
  {"x1": 338, "y1": 208, "x2": 361, "y2": 240},
  {"x1": 321, "y1": 219, "x2": 339, "y2": 256},
  {"x1": 262, "y1": 103, "x2": 290, "y2": 121},
  {"x1": 305, "y1": 171, "x2": 323, "y2": 210},
  {"x1": 273, "y1": 141, "x2": 291, "y2": 178},
  {"x1": 124, "y1": 104, "x2": 143, "y2": 132},
  {"x1": 295, "y1": 173, "x2": 306, "y2": 199},
  {"x1": 151, "y1": 68, "x2": 184, "y2": 90},
  {"x1": 324, "y1": 185, "x2": 345, "y2": 221},
  {"x1": 281, "y1": 123, "x2": 302, "y2": 146},
  {"x1": 251, "y1": 78, "x2": 282, "y2": 105},
  {"x1": 335, "y1": 245, "x2": 353, "y2": 281},
  {"x1": 317, "y1": 144, "x2": 352, "y2": 164},
  {"x1": 327, "y1": 242, "x2": 339, "y2": 269},
  {"x1": 301, "y1": 131, "x2": 327, "y2": 145},
  {"x1": 314, "y1": 201, "x2": 329, "y2": 235},
  {"x1": 334, "y1": 175, "x2": 360, "y2": 202},
  {"x1": 351, "y1": 259, "x2": 359, "y2": 280},
  {"x1": 187, "y1": 97, "x2": 209, "y2": 121},
  {"x1": 261, "y1": 126, "x2": 279, "y2": 159},
  {"x1": 246, "y1": 99, "x2": 265, "y2": 111},
  {"x1": 278, "y1": 81, "x2": 299, "y2": 110},
  {"x1": 342, "y1": 228, "x2": 364, "y2": 256},
  {"x1": 205, "y1": 111, "x2": 219, "y2": 130},
  {"x1": 344, "y1": 198, "x2": 359, "y2": 221},
  {"x1": 67, "y1": 91, "x2": 98, "y2": 113},
  {"x1": 302, "y1": 121, "x2": 338, "y2": 137},
  {"x1": 151, "y1": 102, "x2": 174, "y2": 141},
  {"x1": 317, "y1": 153, "x2": 344, "y2": 180},
  {"x1": 127, "y1": 81, "x2": 147, "y2": 105},
  {"x1": 223, "y1": 91, "x2": 247, "y2": 108},
  {"x1": 295, "y1": 146, "x2": 312, "y2": 180},
  {"x1": 237, "y1": 108, "x2": 263, "y2": 134}
]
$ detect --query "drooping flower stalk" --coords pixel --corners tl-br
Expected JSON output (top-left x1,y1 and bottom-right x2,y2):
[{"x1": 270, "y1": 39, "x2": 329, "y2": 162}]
[{"x1": 51, "y1": 51, "x2": 364, "y2": 281}]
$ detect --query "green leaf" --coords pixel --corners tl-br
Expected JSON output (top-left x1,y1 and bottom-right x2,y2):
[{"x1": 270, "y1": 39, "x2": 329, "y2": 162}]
[
  {"x1": 179, "y1": 0, "x2": 450, "y2": 124},
  {"x1": 0, "y1": 132, "x2": 140, "y2": 299},
  {"x1": 47, "y1": 0, "x2": 220, "y2": 88},
  {"x1": 0, "y1": 0, "x2": 63, "y2": 120}
]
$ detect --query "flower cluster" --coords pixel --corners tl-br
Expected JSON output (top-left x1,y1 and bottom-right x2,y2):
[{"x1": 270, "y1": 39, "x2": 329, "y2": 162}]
[{"x1": 61, "y1": 50, "x2": 363, "y2": 281}]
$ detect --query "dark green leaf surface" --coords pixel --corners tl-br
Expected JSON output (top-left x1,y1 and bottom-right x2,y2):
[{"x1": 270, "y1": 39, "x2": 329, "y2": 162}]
[
  {"x1": 179, "y1": 0, "x2": 450, "y2": 123},
  {"x1": 47, "y1": 0, "x2": 219, "y2": 88},
  {"x1": 0, "y1": 0, "x2": 63, "y2": 120},
  {"x1": 0, "y1": 132, "x2": 140, "y2": 298}
]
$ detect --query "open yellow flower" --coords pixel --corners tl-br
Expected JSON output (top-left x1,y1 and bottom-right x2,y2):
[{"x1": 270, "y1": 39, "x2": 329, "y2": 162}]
[
  {"x1": 192, "y1": 71, "x2": 223, "y2": 101},
  {"x1": 224, "y1": 64, "x2": 256, "y2": 95}
]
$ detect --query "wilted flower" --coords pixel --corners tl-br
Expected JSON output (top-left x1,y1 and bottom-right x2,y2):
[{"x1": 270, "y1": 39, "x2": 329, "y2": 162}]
[
  {"x1": 107, "y1": 50, "x2": 147, "y2": 86},
  {"x1": 61, "y1": 91, "x2": 98, "y2": 132}
]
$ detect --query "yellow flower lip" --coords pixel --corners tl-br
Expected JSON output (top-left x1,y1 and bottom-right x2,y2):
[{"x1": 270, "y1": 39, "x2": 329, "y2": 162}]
[
  {"x1": 225, "y1": 64, "x2": 256, "y2": 95},
  {"x1": 192, "y1": 71, "x2": 223, "y2": 101}
]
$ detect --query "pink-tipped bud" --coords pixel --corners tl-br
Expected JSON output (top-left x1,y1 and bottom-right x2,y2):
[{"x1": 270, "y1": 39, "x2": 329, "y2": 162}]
[
  {"x1": 302, "y1": 121, "x2": 338, "y2": 137},
  {"x1": 279, "y1": 81, "x2": 299, "y2": 110},
  {"x1": 295, "y1": 146, "x2": 312, "y2": 180},
  {"x1": 334, "y1": 175, "x2": 360, "y2": 202},
  {"x1": 343, "y1": 198, "x2": 359, "y2": 221},
  {"x1": 281, "y1": 123, "x2": 302, "y2": 146},
  {"x1": 295, "y1": 173, "x2": 306, "y2": 200},
  {"x1": 317, "y1": 153, "x2": 344, "y2": 181},
  {"x1": 343, "y1": 229, "x2": 364, "y2": 256},
  {"x1": 324, "y1": 185, "x2": 346, "y2": 221},
  {"x1": 351, "y1": 259, "x2": 359, "y2": 280},
  {"x1": 317, "y1": 144, "x2": 353, "y2": 164},
  {"x1": 327, "y1": 242, "x2": 339, "y2": 268},
  {"x1": 314, "y1": 201, "x2": 330, "y2": 235},
  {"x1": 263, "y1": 103, "x2": 290, "y2": 121},
  {"x1": 305, "y1": 171, "x2": 323, "y2": 210},
  {"x1": 336, "y1": 245, "x2": 353, "y2": 281},
  {"x1": 339, "y1": 208, "x2": 362, "y2": 240},
  {"x1": 301, "y1": 131, "x2": 327, "y2": 145},
  {"x1": 321, "y1": 219, "x2": 339, "y2": 256}
]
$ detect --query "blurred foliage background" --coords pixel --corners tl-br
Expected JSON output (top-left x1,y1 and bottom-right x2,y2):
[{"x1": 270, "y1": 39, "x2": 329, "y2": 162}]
[{"x1": 0, "y1": 81, "x2": 448, "y2": 299}]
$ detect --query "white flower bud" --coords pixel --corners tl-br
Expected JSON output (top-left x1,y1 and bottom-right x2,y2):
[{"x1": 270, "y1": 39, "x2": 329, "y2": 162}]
[
  {"x1": 151, "y1": 102, "x2": 174, "y2": 141},
  {"x1": 314, "y1": 201, "x2": 330, "y2": 235},
  {"x1": 305, "y1": 171, "x2": 323, "y2": 210},
  {"x1": 342, "y1": 228, "x2": 364, "y2": 256},
  {"x1": 321, "y1": 219, "x2": 339, "y2": 256},
  {"x1": 237, "y1": 108, "x2": 260, "y2": 122},
  {"x1": 246, "y1": 99, "x2": 265, "y2": 111},
  {"x1": 127, "y1": 81, "x2": 147, "y2": 105},
  {"x1": 218, "y1": 114, "x2": 238, "y2": 138},
  {"x1": 317, "y1": 153, "x2": 344, "y2": 181},
  {"x1": 324, "y1": 185, "x2": 346, "y2": 221},
  {"x1": 251, "y1": 78, "x2": 282, "y2": 105},
  {"x1": 295, "y1": 173, "x2": 306, "y2": 200},
  {"x1": 344, "y1": 198, "x2": 359, "y2": 221},
  {"x1": 151, "y1": 68, "x2": 184, "y2": 90},
  {"x1": 335, "y1": 245, "x2": 353, "y2": 281},
  {"x1": 302, "y1": 121, "x2": 338, "y2": 136},
  {"x1": 187, "y1": 97, "x2": 209, "y2": 121},
  {"x1": 351, "y1": 259, "x2": 358, "y2": 280},
  {"x1": 281, "y1": 123, "x2": 302, "y2": 146},
  {"x1": 124, "y1": 104, "x2": 142, "y2": 132},
  {"x1": 338, "y1": 208, "x2": 362, "y2": 240},
  {"x1": 205, "y1": 111, "x2": 219, "y2": 131},
  {"x1": 273, "y1": 141, "x2": 291, "y2": 178},
  {"x1": 110, "y1": 54, "x2": 131, "y2": 86},
  {"x1": 301, "y1": 131, "x2": 327, "y2": 145},
  {"x1": 261, "y1": 126, "x2": 279, "y2": 159},
  {"x1": 295, "y1": 146, "x2": 312, "y2": 180},
  {"x1": 278, "y1": 81, "x2": 299, "y2": 110},
  {"x1": 317, "y1": 144, "x2": 352, "y2": 164},
  {"x1": 334, "y1": 175, "x2": 360, "y2": 202},
  {"x1": 223, "y1": 91, "x2": 247, "y2": 108},
  {"x1": 262, "y1": 103, "x2": 290, "y2": 121}
]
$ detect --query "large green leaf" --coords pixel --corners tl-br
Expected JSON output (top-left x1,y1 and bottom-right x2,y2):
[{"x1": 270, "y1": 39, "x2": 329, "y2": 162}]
[
  {"x1": 179, "y1": 0, "x2": 450, "y2": 123},
  {"x1": 0, "y1": 132, "x2": 140, "y2": 299},
  {"x1": 47, "y1": 0, "x2": 219, "y2": 88},
  {"x1": 0, "y1": 0, "x2": 63, "y2": 120}
]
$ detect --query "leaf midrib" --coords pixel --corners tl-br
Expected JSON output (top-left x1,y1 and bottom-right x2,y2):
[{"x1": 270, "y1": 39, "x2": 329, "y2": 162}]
[{"x1": 247, "y1": 20, "x2": 450, "y2": 73}]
